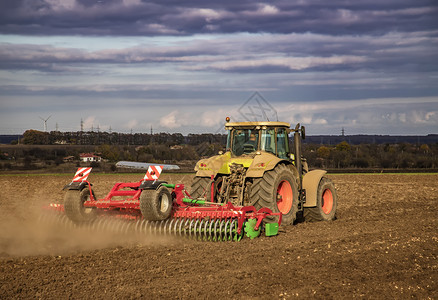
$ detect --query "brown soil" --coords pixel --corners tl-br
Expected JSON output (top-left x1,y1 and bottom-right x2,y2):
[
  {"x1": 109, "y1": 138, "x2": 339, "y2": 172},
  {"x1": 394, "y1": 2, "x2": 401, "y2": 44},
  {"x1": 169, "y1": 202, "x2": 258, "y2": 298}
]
[{"x1": 0, "y1": 173, "x2": 437, "y2": 299}]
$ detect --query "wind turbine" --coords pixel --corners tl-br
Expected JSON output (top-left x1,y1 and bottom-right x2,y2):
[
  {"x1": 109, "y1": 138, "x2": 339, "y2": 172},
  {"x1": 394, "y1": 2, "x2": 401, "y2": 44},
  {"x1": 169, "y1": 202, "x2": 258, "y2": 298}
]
[{"x1": 39, "y1": 115, "x2": 51, "y2": 132}]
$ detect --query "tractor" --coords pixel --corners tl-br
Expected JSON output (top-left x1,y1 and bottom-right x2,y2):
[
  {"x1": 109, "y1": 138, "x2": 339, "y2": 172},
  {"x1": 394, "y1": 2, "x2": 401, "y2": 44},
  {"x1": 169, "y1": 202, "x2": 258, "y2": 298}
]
[{"x1": 190, "y1": 119, "x2": 337, "y2": 225}]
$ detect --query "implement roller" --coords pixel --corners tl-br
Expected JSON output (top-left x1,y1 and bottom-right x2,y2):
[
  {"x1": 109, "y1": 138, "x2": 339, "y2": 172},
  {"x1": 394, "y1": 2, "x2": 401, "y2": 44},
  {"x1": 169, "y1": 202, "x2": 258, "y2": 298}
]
[{"x1": 42, "y1": 166, "x2": 282, "y2": 241}]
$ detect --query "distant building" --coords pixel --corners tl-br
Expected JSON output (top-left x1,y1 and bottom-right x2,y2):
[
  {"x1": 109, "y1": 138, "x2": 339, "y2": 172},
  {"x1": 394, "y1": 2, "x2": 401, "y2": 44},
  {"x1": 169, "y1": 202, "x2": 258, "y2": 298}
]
[{"x1": 80, "y1": 153, "x2": 102, "y2": 162}]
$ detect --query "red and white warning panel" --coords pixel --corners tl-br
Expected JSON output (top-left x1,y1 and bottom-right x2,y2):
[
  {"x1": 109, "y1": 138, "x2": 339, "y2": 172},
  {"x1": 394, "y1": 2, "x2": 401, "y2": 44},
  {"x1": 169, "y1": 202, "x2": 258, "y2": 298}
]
[
  {"x1": 72, "y1": 167, "x2": 92, "y2": 182},
  {"x1": 144, "y1": 165, "x2": 163, "y2": 181}
]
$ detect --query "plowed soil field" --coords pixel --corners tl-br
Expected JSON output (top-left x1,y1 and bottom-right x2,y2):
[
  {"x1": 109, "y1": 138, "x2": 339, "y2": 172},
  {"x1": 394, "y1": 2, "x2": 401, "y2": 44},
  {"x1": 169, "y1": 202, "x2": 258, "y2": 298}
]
[{"x1": 0, "y1": 173, "x2": 437, "y2": 299}]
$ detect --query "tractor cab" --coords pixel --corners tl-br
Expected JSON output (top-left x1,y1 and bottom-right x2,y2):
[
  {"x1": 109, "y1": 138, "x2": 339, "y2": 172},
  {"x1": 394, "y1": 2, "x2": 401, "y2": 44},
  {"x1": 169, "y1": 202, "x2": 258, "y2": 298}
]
[{"x1": 225, "y1": 122, "x2": 292, "y2": 160}]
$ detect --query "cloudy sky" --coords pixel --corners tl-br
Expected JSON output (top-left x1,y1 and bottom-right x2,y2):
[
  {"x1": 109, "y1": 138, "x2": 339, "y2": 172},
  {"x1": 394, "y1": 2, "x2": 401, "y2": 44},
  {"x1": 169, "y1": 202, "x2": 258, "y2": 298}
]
[{"x1": 0, "y1": 0, "x2": 437, "y2": 135}]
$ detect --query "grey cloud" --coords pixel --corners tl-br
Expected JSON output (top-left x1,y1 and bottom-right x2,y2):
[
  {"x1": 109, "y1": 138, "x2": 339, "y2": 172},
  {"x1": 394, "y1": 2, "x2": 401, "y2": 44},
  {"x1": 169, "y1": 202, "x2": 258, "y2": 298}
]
[
  {"x1": 275, "y1": 99, "x2": 438, "y2": 135},
  {"x1": 0, "y1": 0, "x2": 437, "y2": 36},
  {"x1": 2, "y1": 29, "x2": 436, "y2": 76},
  {"x1": 0, "y1": 83, "x2": 246, "y2": 107}
]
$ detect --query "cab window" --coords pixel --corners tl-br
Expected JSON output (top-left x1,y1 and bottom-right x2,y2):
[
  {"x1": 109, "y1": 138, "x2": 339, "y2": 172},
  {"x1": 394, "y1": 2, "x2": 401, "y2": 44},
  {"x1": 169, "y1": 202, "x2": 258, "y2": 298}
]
[
  {"x1": 260, "y1": 129, "x2": 275, "y2": 154},
  {"x1": 231, "y1": 129, "x2": 259, "y2": 156},
  {"x1": 276, "y1": 128, "x2": 289, "y2": 159}
]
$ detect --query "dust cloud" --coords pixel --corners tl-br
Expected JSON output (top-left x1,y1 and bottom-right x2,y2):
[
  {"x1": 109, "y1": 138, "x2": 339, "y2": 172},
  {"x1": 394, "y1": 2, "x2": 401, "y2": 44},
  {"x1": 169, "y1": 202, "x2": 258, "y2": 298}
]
[
  {"x1": 0, "y1": 175, "x2": 179, "y2": 258},
  {"x1": 0, "y1": 211, "x2": 173, "y2": 257}
]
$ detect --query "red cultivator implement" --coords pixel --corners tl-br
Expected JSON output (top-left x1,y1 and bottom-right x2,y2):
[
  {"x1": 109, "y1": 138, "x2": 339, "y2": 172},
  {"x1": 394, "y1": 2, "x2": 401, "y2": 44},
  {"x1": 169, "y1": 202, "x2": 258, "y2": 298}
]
[{"x1": 42, "y1": 167, "x2": 282, "y2": 241}]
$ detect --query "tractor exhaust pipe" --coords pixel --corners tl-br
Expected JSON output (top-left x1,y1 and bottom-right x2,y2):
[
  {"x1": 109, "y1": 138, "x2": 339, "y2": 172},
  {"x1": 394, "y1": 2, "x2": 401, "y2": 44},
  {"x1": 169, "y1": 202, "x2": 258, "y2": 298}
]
[{"x1": 294, "y1": 123, "x2": 303, "y2": 189}]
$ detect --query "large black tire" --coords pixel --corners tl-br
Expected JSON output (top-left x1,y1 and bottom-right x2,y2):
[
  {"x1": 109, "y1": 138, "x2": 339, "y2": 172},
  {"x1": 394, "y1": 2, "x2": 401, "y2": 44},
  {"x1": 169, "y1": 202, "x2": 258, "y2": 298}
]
[
  {"x1": 304, "y1": 177, "x2": 337, "y2": 222},
  {"x1": 140, "y1": 186, "x2": 173, "y2": 221},
  {"x1": 64, "y1": 188, "x2": 97, "y2": 224},
  {"x1": 249, "y1": 164, "x2": 299, "y2": 225},
  {"x1": 189, "y1": 176, "x2": 212, "y2": 200}
]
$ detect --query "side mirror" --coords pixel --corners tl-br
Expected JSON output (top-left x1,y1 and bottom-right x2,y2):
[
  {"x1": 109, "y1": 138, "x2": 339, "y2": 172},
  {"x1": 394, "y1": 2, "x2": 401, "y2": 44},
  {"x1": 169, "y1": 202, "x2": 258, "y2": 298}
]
[{"x1": 301, "y1": 126, "x2": 306, "y2": 140}]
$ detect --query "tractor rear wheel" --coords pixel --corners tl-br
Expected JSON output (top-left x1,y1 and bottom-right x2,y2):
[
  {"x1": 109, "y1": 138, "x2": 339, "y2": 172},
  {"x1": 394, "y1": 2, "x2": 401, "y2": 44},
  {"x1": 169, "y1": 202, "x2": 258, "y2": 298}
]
[
  {"x1": 190, "y1": 176, "x2": 212, "y2": 200},
  {"x1": 304, "y1": 177, "x2": 337, "y2": 222},
  {"x1": 64, "y1": 188, "x2": 97, "y2": 224},
  {"x1": 249, "y1": 164, "x2": 299, "y2": 225},
  {"x1": 140, "y1": 186, "x2": 173, "y2": 221}
]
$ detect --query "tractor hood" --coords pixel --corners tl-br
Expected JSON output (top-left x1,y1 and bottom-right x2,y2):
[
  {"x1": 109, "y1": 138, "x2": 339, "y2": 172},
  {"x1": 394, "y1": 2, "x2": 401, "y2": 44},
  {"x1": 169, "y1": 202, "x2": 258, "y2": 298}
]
[{"x1": 194, "y1": 151, "x2": 285, "y2": 178}]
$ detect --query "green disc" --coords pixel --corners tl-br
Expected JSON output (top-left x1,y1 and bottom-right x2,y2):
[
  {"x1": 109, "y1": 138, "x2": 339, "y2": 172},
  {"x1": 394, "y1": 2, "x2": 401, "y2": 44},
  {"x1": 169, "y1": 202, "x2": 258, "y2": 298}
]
[{"x1": 244, "y1": 219, "x2": 261, "y2": 239}]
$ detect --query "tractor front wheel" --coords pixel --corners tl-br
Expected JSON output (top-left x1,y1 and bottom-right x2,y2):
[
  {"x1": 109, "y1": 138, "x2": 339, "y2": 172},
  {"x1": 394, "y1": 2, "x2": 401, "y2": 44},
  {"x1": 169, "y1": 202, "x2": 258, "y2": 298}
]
[
  {"x1": 304, "y1": 177, "x2": 337, "y2": 222},
  {"x1": 250, "y1": 164, "x2": 299, "y2": 225},
  {"x1": 140, "y1": 186, "x2": 173, "y2": 221},
  {"x1": 64, "y1": 188, "x2": 97, "y2": 224}
]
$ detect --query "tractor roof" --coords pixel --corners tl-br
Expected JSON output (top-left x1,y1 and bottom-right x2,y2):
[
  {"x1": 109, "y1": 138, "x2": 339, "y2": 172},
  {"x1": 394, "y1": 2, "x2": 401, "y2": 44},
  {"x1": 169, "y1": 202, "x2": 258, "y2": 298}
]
[{"x1": 225, "y1": 121, "x2": 290, "y2": 128}]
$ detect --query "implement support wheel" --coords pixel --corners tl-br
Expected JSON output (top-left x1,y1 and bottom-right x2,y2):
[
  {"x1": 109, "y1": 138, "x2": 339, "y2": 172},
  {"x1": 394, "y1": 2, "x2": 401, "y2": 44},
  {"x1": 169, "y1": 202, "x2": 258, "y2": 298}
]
[
  {"x1": 140, "y1": 186, "x2": 173, "y2": 221},
  {"x1": 304, "y1": 177, "x2": 337, "y2": 222},
  {"x1": 64, "y1": 188, "x2": 97, "y2": 224}
]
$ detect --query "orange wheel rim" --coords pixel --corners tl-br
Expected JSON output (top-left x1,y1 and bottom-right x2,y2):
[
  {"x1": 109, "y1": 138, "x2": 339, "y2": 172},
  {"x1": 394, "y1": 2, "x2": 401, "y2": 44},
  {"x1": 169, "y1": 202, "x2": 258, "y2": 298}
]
[
  {"x1": 322, "y1": 189, "x2": 333, "y2": 214},
  {"x1": 277, "y1": 180, "x2": 293, "y2": 214}
]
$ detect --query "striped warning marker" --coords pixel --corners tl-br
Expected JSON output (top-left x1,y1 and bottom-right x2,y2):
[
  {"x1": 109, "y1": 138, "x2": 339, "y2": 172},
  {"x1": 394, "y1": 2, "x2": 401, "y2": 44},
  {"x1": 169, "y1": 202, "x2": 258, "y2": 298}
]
[
  {"x1": 144, "y1": 165, "x2": 163, "y2": 181},
  {"x1": 72, "y1": 167, "x2": 92, "y2": 182}
]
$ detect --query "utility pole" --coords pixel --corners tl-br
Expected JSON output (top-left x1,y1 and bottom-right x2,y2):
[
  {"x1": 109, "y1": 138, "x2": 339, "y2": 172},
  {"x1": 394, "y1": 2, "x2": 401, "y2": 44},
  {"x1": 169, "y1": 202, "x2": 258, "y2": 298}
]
[
  {"x1": 96, "y1": 124, "x2": 100, "y2": 144},
  {"x1": 80, "y1": 118, "x2": 84, "y2": 145}
]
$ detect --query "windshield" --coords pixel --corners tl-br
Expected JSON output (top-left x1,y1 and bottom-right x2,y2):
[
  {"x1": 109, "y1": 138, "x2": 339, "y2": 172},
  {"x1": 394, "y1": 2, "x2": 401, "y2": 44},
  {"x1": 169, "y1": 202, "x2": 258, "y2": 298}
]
[
  {"x1": 227, "y1": 127, "x2": 290, "y2": 158},
  {"x1": 260, "y1": 128, "x2": 275, "y2": 154},
  {"x1": 230, "y1": 129, "x2": 259, "y2": 156}
]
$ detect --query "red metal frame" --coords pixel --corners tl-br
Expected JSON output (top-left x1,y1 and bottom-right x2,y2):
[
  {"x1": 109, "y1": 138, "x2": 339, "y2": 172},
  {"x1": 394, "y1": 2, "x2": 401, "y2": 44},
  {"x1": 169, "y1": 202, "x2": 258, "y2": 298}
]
[
  {"x1": 74, "y1": 178, "x2": 282, "y2": 235},
  {"x1": 80, "y1": 179, "x2": 144, "y2": 215},
  {"x1": 49, "y1": 167, "x2": 283, "y2": 237}
]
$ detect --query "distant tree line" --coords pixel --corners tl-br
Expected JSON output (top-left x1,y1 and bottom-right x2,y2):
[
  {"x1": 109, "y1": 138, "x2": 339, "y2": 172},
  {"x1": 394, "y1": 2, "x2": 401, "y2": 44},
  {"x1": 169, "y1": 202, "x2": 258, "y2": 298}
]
[
  {"x1": 16, "y1": 129, "x2": 438, "y2": 146},
  {"x1": 305, "y1": 134, "x2": 438, "y2": 145},
  {"x1": 19, "y1": 130, "x2": 226, "y2": 146},
  {"x1": 1, "y1": 129, "x2": 436, "y2": 171},
  {"x1": 303, "y1": 141, "x2": 437, "y2": 169},
  {"x1": 0, "y1": 142, "x2": 225, "y2": 171},
  {"x1": 17, "y1": 129, "x2": 438, "y2": 146}
]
